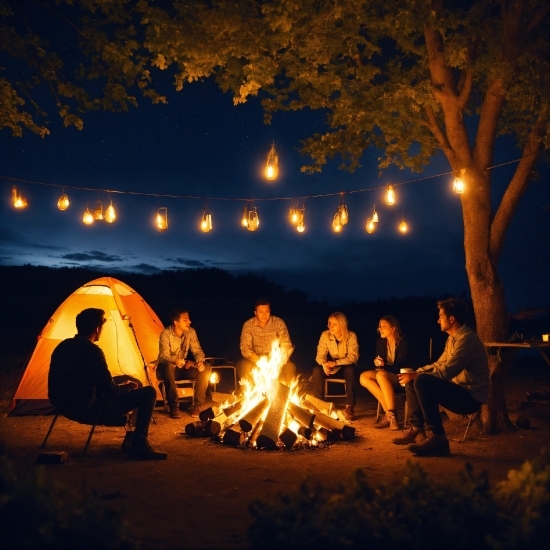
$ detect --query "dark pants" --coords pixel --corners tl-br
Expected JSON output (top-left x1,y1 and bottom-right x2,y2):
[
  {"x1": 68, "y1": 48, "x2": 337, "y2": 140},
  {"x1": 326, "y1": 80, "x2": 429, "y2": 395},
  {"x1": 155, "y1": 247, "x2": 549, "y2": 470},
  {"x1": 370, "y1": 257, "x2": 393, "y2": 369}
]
[
  {"x1": 312, "y1": 364, "x2": 357, "y2": 406},
  {"x1": 406, "y1": 373, "x2": 481, "y2": 436},
  {"x1": 66, "y1": 386, "x2": 157, "y2": 442},
  {"x1": 236, "y1": 358, "x2": 296, "y2": 390},
  {"x1": 157, "y1": 362, "x2": 211, "y2": 407}
]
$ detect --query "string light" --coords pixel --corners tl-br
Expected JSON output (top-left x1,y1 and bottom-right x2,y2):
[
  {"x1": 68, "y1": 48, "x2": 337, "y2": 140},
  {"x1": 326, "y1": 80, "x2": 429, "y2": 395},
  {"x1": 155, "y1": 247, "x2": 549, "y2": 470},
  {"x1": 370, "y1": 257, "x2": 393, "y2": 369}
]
[
  {"x1": 156, "y1": 207, "x2": 168, "y2": 231},
  {"x1": 11, "y1": 186, "x2": 28, "y2": 208},
  {"x1": 332, "y1": 212, "x2": 343, "y2": 233},
  {"x1": 82, "y1": 205, "x2": 94, "y2": 225},
  {"x1": 372, "y1": 205, "x2": 379, "y2": 223},
  {"x1": 93, "y1": 201, "x2": 103, "y2": 220},
  {"x1": 247, "y1": 206, "x2": 260, "y2": 231},
  {"x1": 57, "y1": 190, "x2": 69, "y2": 211},
  {"x1": 385, "y1": 185, "x2": 396, "y2": 206},
  {"x1": 200, "y1": 205, "x2": 213, "y2": 233},
  {"x1": 265, "y1": 143, "x2": 279, "y2": 181},
  {"x1": 289, "y1": 202, "x2": 299, "y2": 225},
  {"x1": 104, "y1": 200, "x2": 116, "y2": 223},
  {"x1": 241, "y1": 204, "x2": 249, "y2": 228},
  {"x1": 399, "y1": 216, "x2": 408, "y2": 233},
  {"x1": 365, "y1": 217, "x2": 376, "y2": 234},
  {"x1": 296, "y1": 207, "x2": 305, "y2": 233},
  {"x1": 453, "y1": 169, "x2": 466, "y2": 194},
  {"x1": 338, "y1": 194, "x2": 348, "y2": 225}
]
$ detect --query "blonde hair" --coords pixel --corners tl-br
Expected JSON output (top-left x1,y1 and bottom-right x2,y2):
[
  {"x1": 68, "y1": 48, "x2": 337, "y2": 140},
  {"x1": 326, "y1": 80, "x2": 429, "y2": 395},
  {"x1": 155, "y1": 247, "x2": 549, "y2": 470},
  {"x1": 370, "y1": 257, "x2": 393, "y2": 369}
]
[{"x1": 328, "y1": 312, "x2": 350, "y2": 343}]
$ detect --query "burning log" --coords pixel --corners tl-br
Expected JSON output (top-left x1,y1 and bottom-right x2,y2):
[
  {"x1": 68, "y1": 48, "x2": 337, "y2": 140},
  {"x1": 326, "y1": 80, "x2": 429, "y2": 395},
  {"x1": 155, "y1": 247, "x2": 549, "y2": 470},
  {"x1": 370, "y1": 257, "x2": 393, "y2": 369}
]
[
  {"x1": 249, "y1": 418, "x2": 264, "y2": 447},
  {"x1": 184, "y1": 419, "x2": 221, "y2": 437},
  {"x1": 185, "y1": 421, "x2": 204, "y2": 436},
  {"x1": 239, "y1": 397, "x2": 270, "y2": 432},
  {"x1": 256, "y1": 383, "x2": 290, "y2": 450},
  {"x1": 287, "y1": 401, "x2": 315, "y2": 429},
  {"x1": 279, "y1": 427, "x2": 297, "y2": 449},
  {"x1": 223, "y1": 398, "x2": 243, "y2": 418},
  {"x1": 302, "y1": 393, "x2": 333, "y2": 416},
  {"x1": 222, "y1": 427, "x2": 243, "y2": 446},
  {"x1": 313, "y1": 427, "x2": 329, "y2": 442},
  {"x1": 298, "y1": 426, "x2": 313, "y2": 440},
  {"x1": 205, "y1": 419, "x2": 221, "y2": 437},
  {"x1": 199, "y1": 406, "x2": 218, "y2": 422},
  {"x1": 314, "y1": 412, "x2": 356, "y2": 440}
]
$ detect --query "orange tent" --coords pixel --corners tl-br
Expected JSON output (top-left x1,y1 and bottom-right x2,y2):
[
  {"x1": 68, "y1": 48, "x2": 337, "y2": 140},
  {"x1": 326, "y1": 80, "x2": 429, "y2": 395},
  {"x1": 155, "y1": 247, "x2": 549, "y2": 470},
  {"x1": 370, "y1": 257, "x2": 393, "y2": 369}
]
[{"x1": 8, "y1": 277, "x2": 164, "y2": 416}]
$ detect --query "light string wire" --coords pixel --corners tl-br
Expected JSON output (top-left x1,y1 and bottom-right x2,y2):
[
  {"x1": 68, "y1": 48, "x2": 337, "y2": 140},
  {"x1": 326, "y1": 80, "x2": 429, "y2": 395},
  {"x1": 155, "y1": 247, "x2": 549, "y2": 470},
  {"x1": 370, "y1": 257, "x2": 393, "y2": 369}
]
[{"x1": 0, "y1": 152, "x2": 545, "y2": 202}]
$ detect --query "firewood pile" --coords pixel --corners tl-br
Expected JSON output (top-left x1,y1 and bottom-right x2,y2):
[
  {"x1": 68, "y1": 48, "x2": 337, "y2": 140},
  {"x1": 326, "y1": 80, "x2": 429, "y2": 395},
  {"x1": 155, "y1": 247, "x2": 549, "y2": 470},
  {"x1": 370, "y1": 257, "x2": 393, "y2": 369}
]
[{"x1": 183, "y1": 386, "x2": 356, "y2": 450}]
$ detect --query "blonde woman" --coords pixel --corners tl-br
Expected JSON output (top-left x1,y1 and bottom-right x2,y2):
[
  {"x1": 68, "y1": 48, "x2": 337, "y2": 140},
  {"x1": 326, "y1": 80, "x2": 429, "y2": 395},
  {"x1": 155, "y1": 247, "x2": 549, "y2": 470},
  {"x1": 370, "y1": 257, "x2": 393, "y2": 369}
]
[
  {"x1": 359, "y1": 315, "x2": 413, "y2": 430},
  {"x1": 313, "y1": 312, "x2": 359, "y2": 421}
]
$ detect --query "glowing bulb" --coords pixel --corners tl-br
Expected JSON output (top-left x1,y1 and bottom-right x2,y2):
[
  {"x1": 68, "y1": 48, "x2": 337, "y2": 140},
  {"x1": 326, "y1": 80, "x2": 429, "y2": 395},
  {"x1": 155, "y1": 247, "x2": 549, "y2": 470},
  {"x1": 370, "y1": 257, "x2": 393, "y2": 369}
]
[
  {"x1": 209, "y1": 371, "x2": 220, "y2": 385},
  {"x1": 297, "y1": 220, "x2": 305, "y2": 233},
  {"x1": 82, "y1": 206, "x2": 94, "y2": 225},
  {"x1": 247, "y1": 208, "x2": 259, "y2": 232},
  {"x1": 105, "y1": 202, "x2": 116, "y2": 223},
  {"x1": 332, "y1": 212, "x2": 343, "y2": 233},
  {"x1": 372, "y1": 206, "x2": 379, "y2": 223},
  {"x1": 200, "y1": 211, "x2": 212, "y2": 233},
  {"x1": 399, "y1": 219, "x2": 408, "y2": 233},
  {"x1": 365, "y1": 217, "x2": 376, "y2": 234},
  {"x1": 156, "y1": 207, "x2": 168, "y2": 231},
  {"x1": 289, "y1": 207, "x2": 299, "y2": 225},
  {"x1": 385, "y1": 185, "x2": 396, "y2": 206},
  {"x1": 296, "y1": 209, "x2": 305, "y2": 232},
  {"x1": 265, "y1": 143, "x2": 279, "y2": 181},
  {"x1": 57, "y1": 193, "x2": 69, "y2": 211},
  {"x1": 241, "y1": 205, "x2": 249, "y2": 228},
  {"x1": 453, "y1": 177, "x2": 465, "y2": 194},
  {"x1": 339, "y1": 203, "x2": 348, "y2": 225},
  {"x1": 93, "y1": 202, "x2": 103, "y2": 220},
  {"x1": 11, "y1": 186, "x2": 28, "y2": 209}
]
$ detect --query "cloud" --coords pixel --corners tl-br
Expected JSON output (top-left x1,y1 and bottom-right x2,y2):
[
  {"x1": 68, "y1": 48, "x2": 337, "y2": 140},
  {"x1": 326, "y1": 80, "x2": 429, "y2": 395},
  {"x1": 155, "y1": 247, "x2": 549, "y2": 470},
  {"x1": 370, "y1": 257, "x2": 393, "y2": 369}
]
[
  {"x1": 60, "y1": 250, "x2": 122, "y2": 262},
  {"x1": 129, "y1": 263, "x2": 162, "y2": 273},
  {"x1": 166, "y1": 257, "x2": 207, "y2": 267}
]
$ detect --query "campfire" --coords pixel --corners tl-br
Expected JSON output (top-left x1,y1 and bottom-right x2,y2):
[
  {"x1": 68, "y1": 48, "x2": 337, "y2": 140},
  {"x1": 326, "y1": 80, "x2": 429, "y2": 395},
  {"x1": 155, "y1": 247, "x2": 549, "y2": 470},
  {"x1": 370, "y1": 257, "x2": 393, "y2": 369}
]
[{"x1": 184, "y1": 340, "x2": 356, "y2": 449}]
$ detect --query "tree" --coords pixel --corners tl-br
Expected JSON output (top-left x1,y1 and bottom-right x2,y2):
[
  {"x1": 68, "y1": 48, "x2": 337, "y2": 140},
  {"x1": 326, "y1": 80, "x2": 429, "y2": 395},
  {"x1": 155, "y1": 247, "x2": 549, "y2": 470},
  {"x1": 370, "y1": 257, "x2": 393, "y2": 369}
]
[{"x1": 133, "y1": 0, "x2": 549, "y2": 432}]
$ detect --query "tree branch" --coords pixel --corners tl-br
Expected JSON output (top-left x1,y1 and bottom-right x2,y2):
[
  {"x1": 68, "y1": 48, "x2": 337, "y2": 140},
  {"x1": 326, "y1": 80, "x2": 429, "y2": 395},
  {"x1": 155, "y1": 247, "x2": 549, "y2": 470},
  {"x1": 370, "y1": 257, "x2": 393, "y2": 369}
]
[{"x1": 489, "y1": 115, "x2": 547, "y2": 262}]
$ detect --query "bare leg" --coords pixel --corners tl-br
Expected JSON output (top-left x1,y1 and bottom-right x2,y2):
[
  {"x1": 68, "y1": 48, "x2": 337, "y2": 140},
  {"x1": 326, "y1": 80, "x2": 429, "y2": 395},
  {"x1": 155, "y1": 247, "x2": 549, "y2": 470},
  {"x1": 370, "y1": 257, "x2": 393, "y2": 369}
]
[
  {"x1": 376, "y1": 370, "x2": 396, "y2": 411},
  {"x1": 359, "y1": 370, "x2": 388, "y2": 411}
]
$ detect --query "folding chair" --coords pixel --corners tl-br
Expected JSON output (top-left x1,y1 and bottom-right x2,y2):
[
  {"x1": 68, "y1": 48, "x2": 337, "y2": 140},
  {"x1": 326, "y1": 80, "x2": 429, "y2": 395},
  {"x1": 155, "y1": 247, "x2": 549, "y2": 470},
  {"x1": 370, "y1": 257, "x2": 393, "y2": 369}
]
[
  {"x1": 324, "y1": 378, "x2": 347, "y2": 398},
  {"x1": 42, "y1": 401, "x2": 128, "y2": 455}
]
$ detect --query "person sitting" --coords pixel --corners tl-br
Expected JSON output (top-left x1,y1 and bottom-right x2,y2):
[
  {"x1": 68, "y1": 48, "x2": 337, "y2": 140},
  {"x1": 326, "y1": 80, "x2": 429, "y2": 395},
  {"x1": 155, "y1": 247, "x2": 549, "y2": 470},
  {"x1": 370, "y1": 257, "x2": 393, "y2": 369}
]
[
  {"x1": 359, "y1": 315, "x2": 413, "y2": 430},
  {"x1": 48, "y1": 308, "x2": 167, "y2": 460},
  {"x1": 312, "y1": 312, "x2": 359, "y2": 421},
  {"x1": 237, "y1": 299, "x2": 296, "y2": 389},
  {"x1": 393, "y1": 298, "x2": 489, "y2": 457},
  {"x1": 156, "y1": 308, "x2": 211, "y2": 418}
]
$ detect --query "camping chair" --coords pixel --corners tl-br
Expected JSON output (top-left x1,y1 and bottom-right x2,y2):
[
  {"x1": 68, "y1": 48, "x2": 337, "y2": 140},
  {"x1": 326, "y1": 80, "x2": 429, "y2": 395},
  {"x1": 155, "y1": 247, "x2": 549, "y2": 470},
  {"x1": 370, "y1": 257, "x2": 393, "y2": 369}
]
[
  {"x1": 205, "y1": 357, "x2": 237, "y2": 393},
  {"x1": 324, "y1": 378, "x2": 347, "y2": 399},
  {"x1": 42, "y1": 400, "x2": 128, "y2": 455}
]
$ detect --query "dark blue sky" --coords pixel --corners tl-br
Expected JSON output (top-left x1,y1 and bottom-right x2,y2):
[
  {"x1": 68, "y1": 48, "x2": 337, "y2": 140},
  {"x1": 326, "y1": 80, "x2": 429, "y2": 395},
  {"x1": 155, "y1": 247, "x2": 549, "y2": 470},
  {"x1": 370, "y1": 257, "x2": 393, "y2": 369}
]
[{"x1": 1, "y1": 77, "x2": 548, "y2": 311}]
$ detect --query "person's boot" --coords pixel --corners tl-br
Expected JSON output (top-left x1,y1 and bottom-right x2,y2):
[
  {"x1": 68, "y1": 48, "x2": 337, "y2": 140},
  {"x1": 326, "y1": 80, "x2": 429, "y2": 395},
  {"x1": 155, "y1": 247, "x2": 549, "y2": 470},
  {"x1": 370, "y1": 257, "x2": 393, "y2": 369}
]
[
  {"x1": 344, "y1": 405, "x2": 356, "y2": 421},
  {"x1": 388, "y1": 410, "x2": 401, "y2": 431},
  {"x1": 169, "y1": 404, "x2": 181, "y2": 418},
  {"x1": 392, "y1": 424, "x2": 426, "y2": 445},
  {"x1": 408, "y1": 434, "x2": 450, "y2": 456},
  {"x1": 121, "y1": 430, "x2": 134, "y2": 453},
  {"x1": 127, "y1": 439, "x2": 168, "y2": 461}
]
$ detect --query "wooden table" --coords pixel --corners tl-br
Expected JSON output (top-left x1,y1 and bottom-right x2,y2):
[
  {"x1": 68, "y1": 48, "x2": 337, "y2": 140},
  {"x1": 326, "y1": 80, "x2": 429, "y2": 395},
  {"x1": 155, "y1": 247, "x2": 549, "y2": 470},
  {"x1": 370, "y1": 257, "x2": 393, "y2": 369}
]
[{"x1": 484, "y1": 341, "x2": 550, "y2": 366}]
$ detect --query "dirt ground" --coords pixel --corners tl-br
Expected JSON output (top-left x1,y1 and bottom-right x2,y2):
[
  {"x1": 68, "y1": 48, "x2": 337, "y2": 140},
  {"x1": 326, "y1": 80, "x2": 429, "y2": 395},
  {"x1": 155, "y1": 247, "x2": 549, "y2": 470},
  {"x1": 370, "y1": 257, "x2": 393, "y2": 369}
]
[{"x1": 1, "y1": 369, "x2": 549, "y2": 550}]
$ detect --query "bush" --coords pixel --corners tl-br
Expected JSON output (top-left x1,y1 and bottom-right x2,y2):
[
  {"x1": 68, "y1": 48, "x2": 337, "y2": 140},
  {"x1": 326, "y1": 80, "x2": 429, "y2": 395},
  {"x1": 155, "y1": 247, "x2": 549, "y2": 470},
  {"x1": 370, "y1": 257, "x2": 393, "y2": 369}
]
[
  {"x1": 0, "y1": 452, "x2": 130, "y2": 550},
  {"x1": 249, "y1": 450, "x2": 550, "y2": 550}
]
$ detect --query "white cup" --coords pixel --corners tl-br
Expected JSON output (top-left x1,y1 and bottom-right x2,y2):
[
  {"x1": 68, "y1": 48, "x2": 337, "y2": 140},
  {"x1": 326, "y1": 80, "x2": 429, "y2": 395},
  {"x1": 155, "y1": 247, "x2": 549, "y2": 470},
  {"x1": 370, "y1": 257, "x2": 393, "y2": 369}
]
[{"x1": 399, "y1": 368, "x2": 413, "y2": 386}]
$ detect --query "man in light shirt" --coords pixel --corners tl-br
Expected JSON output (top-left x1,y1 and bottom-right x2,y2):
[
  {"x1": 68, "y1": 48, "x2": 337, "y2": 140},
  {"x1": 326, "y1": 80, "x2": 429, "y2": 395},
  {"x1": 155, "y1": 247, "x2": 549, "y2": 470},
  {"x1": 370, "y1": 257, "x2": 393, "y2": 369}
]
[
  {"x1": 237, "y1": 299, "x2": 296, "y2": 389},
  {"x1": 156, "y1": 308, "x2": 211, "y2": 418},
  {"x1": 393, "y1": 298, "x2": 489, "y2": 456}
]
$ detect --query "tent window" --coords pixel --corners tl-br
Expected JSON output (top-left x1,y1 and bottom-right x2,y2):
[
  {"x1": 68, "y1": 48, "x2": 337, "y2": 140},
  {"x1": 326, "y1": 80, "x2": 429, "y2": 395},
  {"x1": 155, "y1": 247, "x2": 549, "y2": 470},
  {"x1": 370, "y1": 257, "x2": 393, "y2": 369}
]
[
  {"x1": 113, "y1": 283, "x2": 133, "y2": 296},
  {"x1": 74, "y1": 286, "x2": 113, "y2": 296}
]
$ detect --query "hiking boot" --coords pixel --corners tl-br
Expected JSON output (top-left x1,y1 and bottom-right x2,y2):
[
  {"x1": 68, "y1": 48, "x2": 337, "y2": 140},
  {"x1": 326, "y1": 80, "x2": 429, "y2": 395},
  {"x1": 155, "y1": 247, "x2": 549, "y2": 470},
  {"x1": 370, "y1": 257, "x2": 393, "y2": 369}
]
[
  {"x1": 389, "y1": 411, "x2": 402, "y2": 431},
  {"x1": 189, "y1": 405, "x2": 202, "y2": 418},
  {"x1": 375, "y1": 411, "x2": 394, "y2": 429},
  {"x1": 169, "y1": 405, "x2": 181, "y2": 419},
  {"x1": 128, "y1": 441, "x2": 168, "y2": 461},
  {"x1": 408, "y1": 434, "x2": 450, "y2": 457},
  {"x1": 344, "y1": 405, "x2": 356, "y2": 422},
  {"x1": 392, "y1": 424, "x2": 425, "y2": 445},
  {"x1": 121, "y1": 430, "x2": 134, "y2": 453}
]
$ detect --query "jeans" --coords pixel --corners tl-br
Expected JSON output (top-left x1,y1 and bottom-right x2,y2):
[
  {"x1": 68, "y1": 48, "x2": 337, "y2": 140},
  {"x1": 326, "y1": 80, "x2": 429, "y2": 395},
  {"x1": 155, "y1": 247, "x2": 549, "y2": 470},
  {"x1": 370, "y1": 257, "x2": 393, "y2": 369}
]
[
  {"x1": 157, "y1": 362, "x2": 212, "y2": 407},
  {"x1": 406, "y1": 373, "x2": 481, "y2": 436},
  {"x1": 312, "y1": 364, "x2": 357, "y2": 406}
]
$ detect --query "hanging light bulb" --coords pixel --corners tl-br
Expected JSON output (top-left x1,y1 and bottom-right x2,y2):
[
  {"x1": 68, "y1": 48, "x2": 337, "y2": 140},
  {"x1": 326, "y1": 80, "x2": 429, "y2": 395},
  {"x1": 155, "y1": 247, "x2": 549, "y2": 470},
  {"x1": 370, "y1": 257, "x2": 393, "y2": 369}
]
[
  {"x1": 11, "y1": 186, "x2": 28, "y2": 209},
  {"x1": 372, "y1": 205, "x2": 379, "y2": 223},
  {"x1": 338, "y1": 195, "x2": 348, "y2": 225},
  {"x1": 93, "y1": 201, "x2": 103, "y2": 220},
  {"x1": 365, "y1": 217, "x2": 376, "y2": 234},
  {"x1": 240, "y1": 204, "x2": 249, "y2": 228},
  {"x1": 156, "y1": 207, "x2": 168, "y2": 231},
  {"x1": 384, "y1": 184, "x2": 396, "y2": 206},
  {"x1": 289, "y1": 203, "x2": 299, "y2": 225},
  {"x1": 399, "y1": 217, "x2": 409, "y2": 233},
  {"x1": 82, "y1": 205, "x2": 94, "y2": 225},
  {"x1": 453, "y1": 177, "x2": 465, "y2": 194},
  {"x1": 264, "y1": 143, "x2": 279, "y2": 181},
  {"x1": 247, "y1": 206, "x2": 260, "y2": 232},
  {"x1": 200, "y1": 207, "x2": 213, "y2": 233},
  {"x1": 332, "y1": 212, "x2": 343, "y2": 233},
  {"x1": 57, "y1": 190, "x2": 69, "y2": 211},
  {"x1": 104, "y1": 200, "x2": 116, "y2": 223},
  {"x1": 296, "y1": 207, "x2": 305, "y2": 233}
]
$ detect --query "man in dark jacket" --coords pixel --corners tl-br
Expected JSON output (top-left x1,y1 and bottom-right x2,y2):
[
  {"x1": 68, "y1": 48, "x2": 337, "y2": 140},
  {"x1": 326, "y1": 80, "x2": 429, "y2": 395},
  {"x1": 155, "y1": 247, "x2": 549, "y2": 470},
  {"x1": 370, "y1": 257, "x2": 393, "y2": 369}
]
[{"x1": 49, "y1": 308, "x2": 166, "y2": 460}]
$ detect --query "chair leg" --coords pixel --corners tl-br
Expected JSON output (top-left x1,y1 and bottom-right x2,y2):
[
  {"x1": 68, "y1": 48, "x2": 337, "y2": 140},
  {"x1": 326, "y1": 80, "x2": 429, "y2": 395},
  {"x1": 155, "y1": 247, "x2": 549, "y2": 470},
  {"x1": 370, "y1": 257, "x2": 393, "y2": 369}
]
[
  {"x1": 42, "y1": 414, "x2": 59, "y2": 448},
  {"x1": 460, "y1": 414, "x2": 475, "y2": 443},
  {"x1": 83, "y1": 401, "x2": 105, "y2": 455}
]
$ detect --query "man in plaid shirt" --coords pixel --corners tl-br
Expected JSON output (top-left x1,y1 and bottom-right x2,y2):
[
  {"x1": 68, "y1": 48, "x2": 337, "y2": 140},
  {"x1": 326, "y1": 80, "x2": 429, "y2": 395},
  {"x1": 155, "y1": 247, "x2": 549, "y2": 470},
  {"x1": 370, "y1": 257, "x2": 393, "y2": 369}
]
[{"x1": 237, "y1": 299, "x2": 296, "y2": 390}]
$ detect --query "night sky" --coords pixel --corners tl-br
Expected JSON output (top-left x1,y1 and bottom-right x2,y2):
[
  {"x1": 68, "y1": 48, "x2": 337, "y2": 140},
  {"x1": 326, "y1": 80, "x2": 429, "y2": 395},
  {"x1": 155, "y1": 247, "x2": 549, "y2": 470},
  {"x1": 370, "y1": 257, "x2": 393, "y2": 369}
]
[{"x1": 1, "y1": 75, "x2": 549, "y2": 311}]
